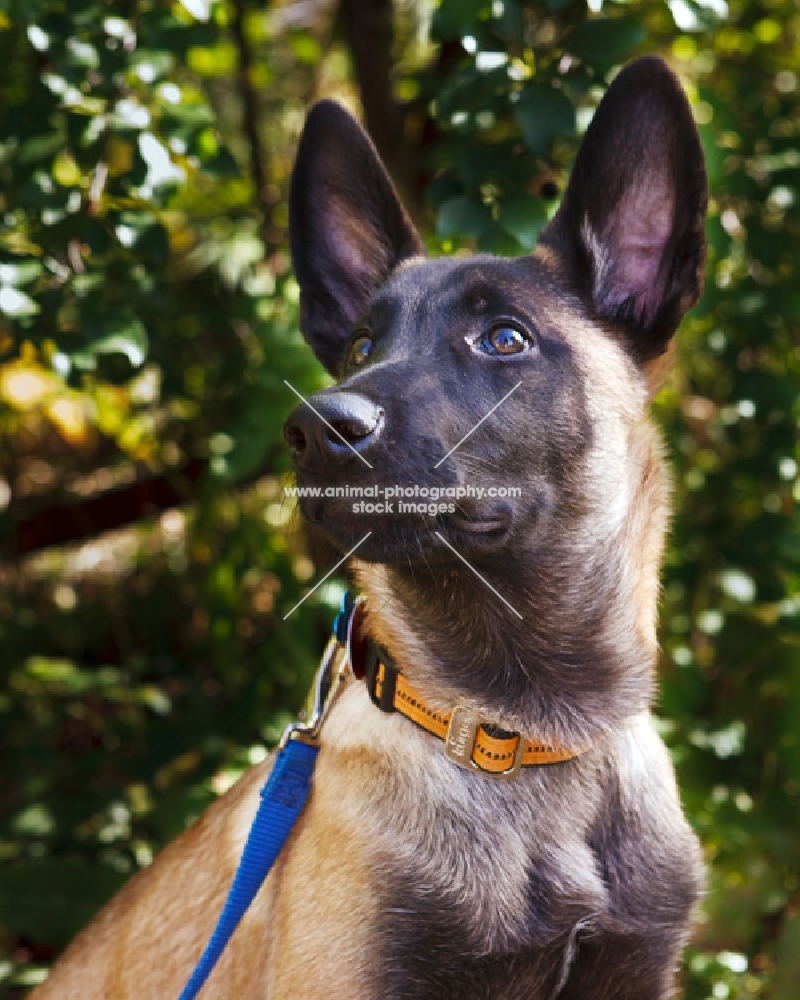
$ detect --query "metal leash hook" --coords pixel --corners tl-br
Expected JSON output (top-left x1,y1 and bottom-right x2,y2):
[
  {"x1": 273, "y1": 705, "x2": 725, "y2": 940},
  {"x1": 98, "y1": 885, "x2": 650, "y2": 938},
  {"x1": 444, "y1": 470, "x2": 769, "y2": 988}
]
[{"x1": 278, "y1": 632, "x2": 351, "y2": 749}]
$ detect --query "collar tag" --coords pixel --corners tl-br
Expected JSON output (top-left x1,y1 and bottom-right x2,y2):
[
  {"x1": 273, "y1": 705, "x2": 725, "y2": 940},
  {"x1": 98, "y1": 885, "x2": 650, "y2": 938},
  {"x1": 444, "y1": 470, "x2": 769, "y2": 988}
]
[{"x1": 445, "y1": 705, "x2": 525, "y2": 780}]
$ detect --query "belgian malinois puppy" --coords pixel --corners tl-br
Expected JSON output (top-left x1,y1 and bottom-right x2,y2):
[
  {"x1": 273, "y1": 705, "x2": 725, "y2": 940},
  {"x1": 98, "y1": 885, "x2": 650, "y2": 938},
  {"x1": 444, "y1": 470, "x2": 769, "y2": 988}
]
[{"x1": 33, "y1": 55, "x2": 707, "y2": 1000}]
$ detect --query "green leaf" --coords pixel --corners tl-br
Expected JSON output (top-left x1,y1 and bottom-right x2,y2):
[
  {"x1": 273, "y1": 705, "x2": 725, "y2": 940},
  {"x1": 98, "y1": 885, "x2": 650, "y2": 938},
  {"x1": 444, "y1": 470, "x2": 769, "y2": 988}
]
[
  {"x1": 456, "y1": 144, "x2": 518, "y2": 190},
  {"x1": 16, "y1": 131, "x2": 64, "y2": 165},
  {"x1": 88, "y1": 316, "x2": 149, "y2": 367},
  {"x1": 0, "y1": 258, "x2": 42, "y2": 286},
  {"x1": 179, "y1": 0, "x2": 212, "y2": 22},
  {"x1": 566, "y1": 17, "x2": 645, "y2": 68},
  {"x1": 494, "y1": 0, "x2": 526, "y2": 44},
  {"x1": 131, "y1": 50, "x2": 175, "y2": 81},
  {"x1": 0, "y1": 286, "x2": 39, "y2": 317},
  {"x1": 64, "y1": 37, "x2": 100, "y2": 70},
  {"x1": 203, "y1": 147, "x2": 239, "y2": 179},
  {"x1": 426, "y1": 175, "x2": 463, "y2": 208},
  {"x1": 136, "y1": 223, "x2": 171, "y2": 264},
  {"x1": 498, "y1": 195, "x2": 547, "y2": 250},
  {"x1": 432, "y1": 0, "x2": 489, "y2": 42},
  {"x1": 435, "y1": 196, "x2": 492, "y2": 240},
  {"x1": 477, "y1": 221, "x2": 520, "y2": 255},
  {"x1": 514, "y1": 84, "x2": 575, "y2": 156},
  {"x1": 167, "y1": 103, "x2": 216, "y2": 127}
]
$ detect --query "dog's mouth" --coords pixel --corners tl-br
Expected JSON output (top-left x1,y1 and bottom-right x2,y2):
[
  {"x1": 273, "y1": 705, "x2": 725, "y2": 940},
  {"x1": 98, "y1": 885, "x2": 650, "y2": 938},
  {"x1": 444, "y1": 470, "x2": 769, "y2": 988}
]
[
  {"x1": 298, "y1": 497, "x2": 515, "y2": 564},
  {"x1": 444, "y1": 509, "x2": 511, "y2": 537}
]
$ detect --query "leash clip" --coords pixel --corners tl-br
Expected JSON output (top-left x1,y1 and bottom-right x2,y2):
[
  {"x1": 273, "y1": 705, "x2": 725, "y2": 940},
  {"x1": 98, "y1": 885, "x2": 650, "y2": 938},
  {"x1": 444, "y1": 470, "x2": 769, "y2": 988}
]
[
  {"x1": 279, "y1": 594, "x2": 364, "y2": 750},
  {"x1": 279, "y1": 634, "x2": 350, "y2": 749},
  {"x1": 444, "y1": 704, "x2": 525, "y2": 780}
]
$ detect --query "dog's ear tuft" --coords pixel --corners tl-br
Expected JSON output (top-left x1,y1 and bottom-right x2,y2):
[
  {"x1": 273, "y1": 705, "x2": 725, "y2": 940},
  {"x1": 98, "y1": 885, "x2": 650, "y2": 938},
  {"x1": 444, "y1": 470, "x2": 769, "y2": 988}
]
[
  {"x1": 290, "y1": 101, "x2": 424, "y2": 376},
  {"x1": 543, "y1": 56, "x2": 707, "y2": 362}
]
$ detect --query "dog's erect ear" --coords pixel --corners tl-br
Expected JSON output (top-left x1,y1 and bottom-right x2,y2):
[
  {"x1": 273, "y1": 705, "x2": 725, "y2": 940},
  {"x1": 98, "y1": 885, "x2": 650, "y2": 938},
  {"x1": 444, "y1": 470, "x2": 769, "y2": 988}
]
[
  {"x1": 289, "y1": 101, "x2": 424, "y2": 375},
  {"x1": 543, "y1": 56, "x2": 707, "y2": 362}
]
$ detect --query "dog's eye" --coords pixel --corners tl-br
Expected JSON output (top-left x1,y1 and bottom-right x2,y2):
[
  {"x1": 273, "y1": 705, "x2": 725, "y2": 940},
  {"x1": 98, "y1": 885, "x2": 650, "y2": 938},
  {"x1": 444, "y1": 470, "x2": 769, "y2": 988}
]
[
  {"x1": 478, "y1": 324, "x2": 534, "y2": 357},
  {"x1": 347, "y1": 331, "x2": 373, "y2": 368}
]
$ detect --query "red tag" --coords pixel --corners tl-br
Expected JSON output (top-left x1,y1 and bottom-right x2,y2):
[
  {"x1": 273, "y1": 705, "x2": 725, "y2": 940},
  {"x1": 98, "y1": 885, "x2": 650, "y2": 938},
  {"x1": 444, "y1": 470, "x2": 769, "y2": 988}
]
[{"x1": 348, "y1": 600, "x2": 368, "y2": 679}]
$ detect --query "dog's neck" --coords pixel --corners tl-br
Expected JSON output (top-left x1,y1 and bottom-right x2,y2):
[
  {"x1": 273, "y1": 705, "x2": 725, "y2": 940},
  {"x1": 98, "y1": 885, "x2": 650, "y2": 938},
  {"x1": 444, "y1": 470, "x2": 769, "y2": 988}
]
[{"x1": 353, "y1": 423, "x2": 668, "y2": 749}]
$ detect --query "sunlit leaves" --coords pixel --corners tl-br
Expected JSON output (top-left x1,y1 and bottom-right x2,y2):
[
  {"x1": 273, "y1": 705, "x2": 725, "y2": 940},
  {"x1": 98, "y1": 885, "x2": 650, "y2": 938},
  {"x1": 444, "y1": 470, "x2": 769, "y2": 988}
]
[
  {"x1": 0, "y1": 286, "x2": 39, "y2": 318},
  {"x1": 0, "y1": 0, "x2": 798, "y2": 996},
  {"x1": 82, "y1": 316, "x2": 149, "y2": 370},
  {"x1": 423, "y1": 3, "x2": 650, "y2": 256},
  {"x1": 0, "y1": 8, "x2": 332, "y2": 987},
  {"x1": 0, "y1": 0, "x2": 239, "y2": 382}
]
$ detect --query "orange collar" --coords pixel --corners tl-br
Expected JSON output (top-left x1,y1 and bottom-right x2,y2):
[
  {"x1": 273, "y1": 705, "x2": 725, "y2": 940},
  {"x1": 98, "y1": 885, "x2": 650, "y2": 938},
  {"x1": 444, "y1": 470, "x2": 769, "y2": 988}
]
[{"x1": 360, "y1": 640, "x2": 585, "y2": 779}]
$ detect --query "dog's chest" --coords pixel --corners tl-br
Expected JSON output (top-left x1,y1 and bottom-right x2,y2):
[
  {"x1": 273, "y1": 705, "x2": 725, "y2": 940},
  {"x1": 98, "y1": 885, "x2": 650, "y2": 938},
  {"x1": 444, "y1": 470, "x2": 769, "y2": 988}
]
[{"x1": 315, "y1": 683, "x2": 608, "y2": 999}]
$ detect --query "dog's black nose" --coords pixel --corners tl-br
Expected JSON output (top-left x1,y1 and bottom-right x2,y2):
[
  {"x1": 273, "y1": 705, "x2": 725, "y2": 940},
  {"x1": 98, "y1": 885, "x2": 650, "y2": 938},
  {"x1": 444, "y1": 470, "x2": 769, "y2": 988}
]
[{"x1": 284, "y1": 392, "x2": 384, "y2": 464}]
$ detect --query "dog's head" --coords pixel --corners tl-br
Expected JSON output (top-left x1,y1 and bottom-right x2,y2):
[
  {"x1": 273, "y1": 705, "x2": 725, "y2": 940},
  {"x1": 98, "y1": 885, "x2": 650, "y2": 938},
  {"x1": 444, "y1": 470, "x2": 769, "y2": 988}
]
[{"x1": 285, "y1": 56, "x2": 707, "y2": 570}]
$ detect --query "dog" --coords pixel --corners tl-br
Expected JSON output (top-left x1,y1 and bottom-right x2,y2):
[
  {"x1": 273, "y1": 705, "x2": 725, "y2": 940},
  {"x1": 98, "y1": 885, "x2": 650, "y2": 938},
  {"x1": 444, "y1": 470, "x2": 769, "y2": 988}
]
[{"x1": 32, "y1": 54, "x2": 707, "y2": 1000}]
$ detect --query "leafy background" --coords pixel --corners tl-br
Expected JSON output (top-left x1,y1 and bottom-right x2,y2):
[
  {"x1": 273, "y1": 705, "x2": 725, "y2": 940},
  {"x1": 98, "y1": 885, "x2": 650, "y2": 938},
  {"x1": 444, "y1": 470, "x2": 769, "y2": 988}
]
[{"x1": 0, "y1": 0, "x2": 797, "y2": 997}]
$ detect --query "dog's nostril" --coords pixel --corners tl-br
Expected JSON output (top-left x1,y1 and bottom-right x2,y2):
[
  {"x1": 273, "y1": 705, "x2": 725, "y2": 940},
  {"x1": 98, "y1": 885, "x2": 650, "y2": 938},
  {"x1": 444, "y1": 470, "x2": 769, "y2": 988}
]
[
  {"x1": 284, "y1": 424, "x2": 308, "y2": 457},
  {"x1": 286, "y1": 393, "x2": 383, "y2": 461}
]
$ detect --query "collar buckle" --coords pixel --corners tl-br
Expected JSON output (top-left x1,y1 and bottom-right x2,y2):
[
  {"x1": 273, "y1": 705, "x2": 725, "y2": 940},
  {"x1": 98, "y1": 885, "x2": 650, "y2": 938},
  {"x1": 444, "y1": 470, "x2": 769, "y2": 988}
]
[{"x1": 444, "y1": 704, "x2": 525, "y2": 780}]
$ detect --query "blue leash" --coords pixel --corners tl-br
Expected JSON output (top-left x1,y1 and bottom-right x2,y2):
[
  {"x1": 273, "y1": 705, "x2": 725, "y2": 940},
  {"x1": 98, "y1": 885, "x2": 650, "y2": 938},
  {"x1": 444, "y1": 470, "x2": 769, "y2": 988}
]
[
  {"x1": 176, "y1": 740, "x2": 318, "y2": 1000},
  {"x1": 176, "y1": 593, "x2": 356, "y2": 1000}
]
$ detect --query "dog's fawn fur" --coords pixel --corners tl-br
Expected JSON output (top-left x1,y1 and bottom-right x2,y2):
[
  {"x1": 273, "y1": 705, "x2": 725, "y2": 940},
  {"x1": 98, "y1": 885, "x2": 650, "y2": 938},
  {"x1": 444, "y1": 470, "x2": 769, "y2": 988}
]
[{"x1": 34, "y1": 55, "x2": 707, "y2": 1000}]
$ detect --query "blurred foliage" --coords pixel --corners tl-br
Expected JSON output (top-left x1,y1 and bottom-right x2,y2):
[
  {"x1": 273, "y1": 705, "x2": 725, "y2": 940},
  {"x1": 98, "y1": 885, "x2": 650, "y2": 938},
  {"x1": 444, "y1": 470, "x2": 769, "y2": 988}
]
[
  {"x1": 0, "y1": 0, "x2": 340, "y2": 992},
  {"x1": 0, "y1": 0, "x2": 798, "y2": 998}
]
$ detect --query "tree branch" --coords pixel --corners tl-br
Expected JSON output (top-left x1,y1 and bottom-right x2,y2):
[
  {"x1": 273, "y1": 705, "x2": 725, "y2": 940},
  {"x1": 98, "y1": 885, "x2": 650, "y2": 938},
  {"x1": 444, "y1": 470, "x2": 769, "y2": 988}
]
[
  {"x1": 3, "y1": 460, "x2": 208, "y2": 557},
  {"x1": 230, "y1": 0, "x2": 276, "y2": 252},
  {"x1": 338, "y1": 0, "x2": 422, "y2": 217}
]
